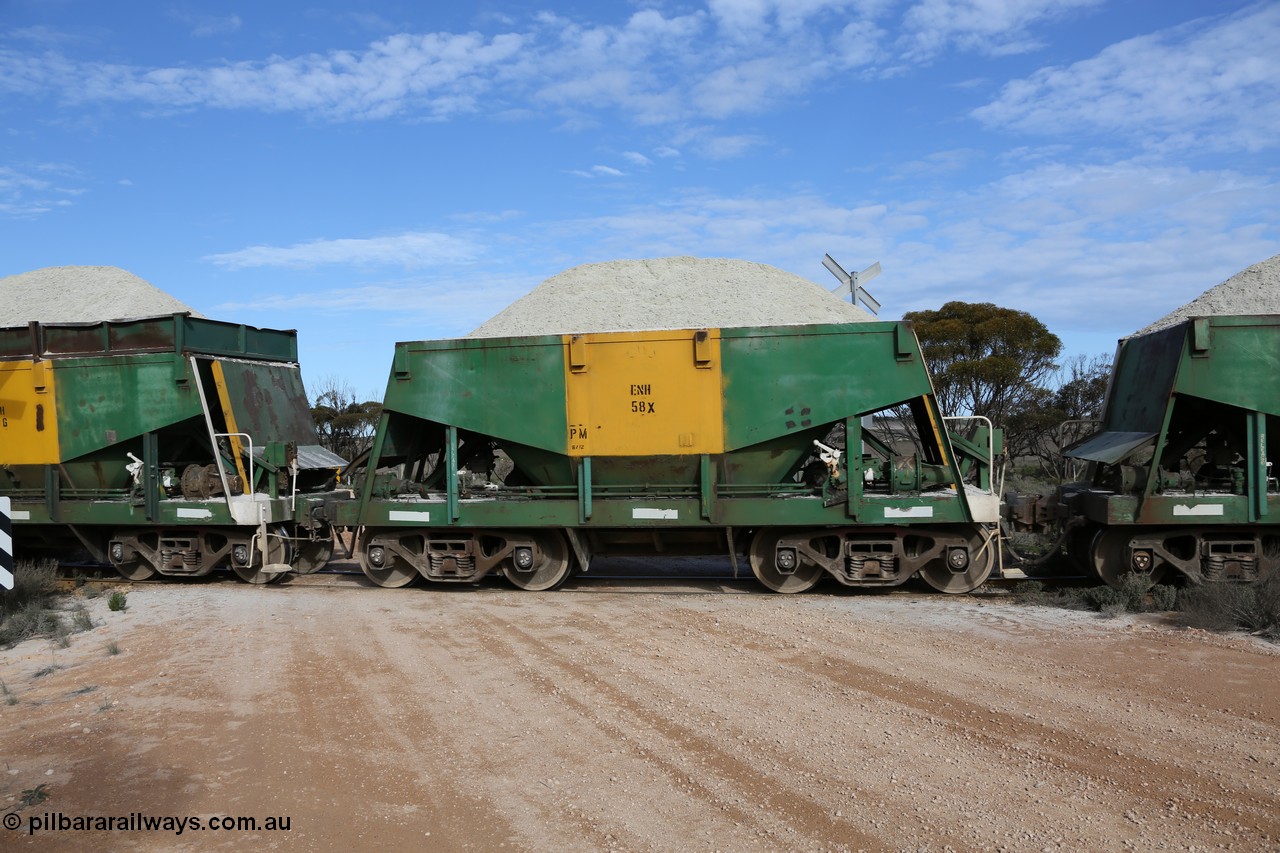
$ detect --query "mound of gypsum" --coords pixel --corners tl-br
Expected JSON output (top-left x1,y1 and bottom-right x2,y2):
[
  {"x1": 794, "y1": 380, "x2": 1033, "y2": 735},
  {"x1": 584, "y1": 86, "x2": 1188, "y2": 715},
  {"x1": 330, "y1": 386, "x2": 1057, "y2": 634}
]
[
  {"x1": 469, "y1": 256, "x2": 875, "y2": 337},
  {"x1": 1132, "y1": 252, "x2": 1280, "y2": 337},
  {"x1": 0, "y1": 265, "x2": 204, "y2": 326}
]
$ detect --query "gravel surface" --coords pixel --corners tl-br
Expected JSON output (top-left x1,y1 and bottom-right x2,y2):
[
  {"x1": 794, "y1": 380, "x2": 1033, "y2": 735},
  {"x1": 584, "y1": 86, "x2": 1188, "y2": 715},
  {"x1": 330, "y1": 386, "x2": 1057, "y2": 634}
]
[
  {"x1": 470, "y1": 257, "x2": 874, "y2": 337},
  {"x1": 3, "y1": 574, "x2": 1277, "y2": 852},
  {"x1": 0, "y1": 266, "x2": 202, "y2": 327},
  {"x1": 1134, "y1": 252, "x2": 1280, "y2": 336}
]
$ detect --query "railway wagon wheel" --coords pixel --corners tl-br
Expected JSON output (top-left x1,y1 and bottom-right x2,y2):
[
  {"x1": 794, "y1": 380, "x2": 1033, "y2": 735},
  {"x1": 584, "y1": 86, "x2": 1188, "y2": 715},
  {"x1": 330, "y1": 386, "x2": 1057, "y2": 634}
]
[
  {"x1": 109, "y1": 534, "x2": 158, "y2": 581},
  {"x1": 292, "y1": 523, "x2": 334, "y2": 574},
  {"x1": 233, "y1": 525, "x2": 293, "y2": 585},
  {"x1": 1090, "y1": 527, "x2": 1167, "y2": 588},
  {"x1": 356, "y1": 528, "x2": 418, "y2": 588},
  {"x1": 503, "y1": 530, "x2": 573, "y2": 591},
  {"x1": 918, "y1": 525, "x2": 995, "y2": 594},
  {"x1": 748, "y1": 528, "x2": 824, "y2": 594}
]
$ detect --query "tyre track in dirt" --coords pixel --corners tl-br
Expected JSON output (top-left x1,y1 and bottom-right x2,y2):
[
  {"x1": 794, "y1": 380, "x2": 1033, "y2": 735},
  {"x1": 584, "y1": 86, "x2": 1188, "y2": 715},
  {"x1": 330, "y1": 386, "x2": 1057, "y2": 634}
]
[
  {"x1": 486, "y1": 617, "x2": 885, "y2": 851},
  {"x1": 362, "y1": 596, "x2": 843, "y2": 852},
  {"x1": 676, "y1": 597, "x2": 1280, "y2": 849}
]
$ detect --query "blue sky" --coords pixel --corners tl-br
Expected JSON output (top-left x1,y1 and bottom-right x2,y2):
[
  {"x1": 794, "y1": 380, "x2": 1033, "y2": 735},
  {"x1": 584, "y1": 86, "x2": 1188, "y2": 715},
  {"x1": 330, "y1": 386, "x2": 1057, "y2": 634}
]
[{"x1": 2, "y1": 1, "x2": 1278, "y2": 398}]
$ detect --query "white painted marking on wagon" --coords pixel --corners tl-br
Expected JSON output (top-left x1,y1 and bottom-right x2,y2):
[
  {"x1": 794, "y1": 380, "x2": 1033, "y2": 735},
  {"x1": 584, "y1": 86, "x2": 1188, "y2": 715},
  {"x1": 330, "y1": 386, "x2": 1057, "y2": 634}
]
[
  {"x1": 884, "y1": 506, "x2": 934, "y2": 519},
  {"x1": 1172, "y1": 504, "x2": 1224, "y2": 517},
  {"x1": 176, "y1": 507, "x2": 214, "y2": 519},
  {"x1": 389, "y1": 510, "x2": 432, "y2": 521},
  {"x1": 633, "y1": 508, "x2": 678, "y2": 520}
]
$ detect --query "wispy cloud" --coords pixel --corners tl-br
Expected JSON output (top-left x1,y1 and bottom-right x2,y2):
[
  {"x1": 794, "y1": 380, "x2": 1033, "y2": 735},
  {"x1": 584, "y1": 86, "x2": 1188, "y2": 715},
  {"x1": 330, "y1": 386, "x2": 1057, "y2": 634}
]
[
  {"x1": 202, "y1": 231, "x2": 481, "y2": 270},
  {"x1": 165, "y1": 11, "x2": 243, "y2": 38},
  {"x1": 973, "y1": 3, "x2": 1280, "y2": 153},
  {"x1": 214, "y1": 273, "x2": 540, "y2": 336},
  {"x1": 0, "y1": 162, "x2": 83, "y2": 218},
  {"x1": 900, "y1": 0, "x2": 1103, "y2": 60},
  {"x1": 0, "y1": 2, "x2": 1102, "y2": 129}
]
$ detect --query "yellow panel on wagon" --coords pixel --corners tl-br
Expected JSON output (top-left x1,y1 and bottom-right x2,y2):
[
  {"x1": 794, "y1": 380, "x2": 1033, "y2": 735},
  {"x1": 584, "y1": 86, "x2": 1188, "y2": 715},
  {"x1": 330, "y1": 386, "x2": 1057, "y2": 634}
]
[
  {"x1": 0, "y1": 359, "x2": 60, "y2": 465},
  {"x1": 562, "y1": 329, "x2": 725, "y2": 457}
]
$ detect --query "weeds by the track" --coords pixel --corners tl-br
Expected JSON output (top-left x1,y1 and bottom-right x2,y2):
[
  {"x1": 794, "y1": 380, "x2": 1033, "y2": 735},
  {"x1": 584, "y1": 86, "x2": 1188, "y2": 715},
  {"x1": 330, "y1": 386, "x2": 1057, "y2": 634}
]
[
  {"x1": 107, "y1": 591, "x2": 128, "y2": 612},
  {"x1": 1175, "y1": 572, "x2": 1280, "y2": 640},
  {"x1": 1010, "y1": 572, "x2": 1280, "y2": 640},
  {"x1": 1, "y1": 560, "x2": 121, "y2": 648},
  {"x1": 1013, "y1": 576, "x2": 1176, "y2": 615},
  {"x1": 0, "y1": 560, "x2": 63, "y2": 648}
]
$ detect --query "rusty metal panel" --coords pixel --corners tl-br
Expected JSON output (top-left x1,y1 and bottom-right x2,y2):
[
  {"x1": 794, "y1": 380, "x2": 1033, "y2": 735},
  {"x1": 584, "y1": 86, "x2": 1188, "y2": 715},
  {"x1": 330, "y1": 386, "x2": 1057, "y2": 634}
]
[{"x1": 206, "y1": 358, "x2": 318, "y2": 446}]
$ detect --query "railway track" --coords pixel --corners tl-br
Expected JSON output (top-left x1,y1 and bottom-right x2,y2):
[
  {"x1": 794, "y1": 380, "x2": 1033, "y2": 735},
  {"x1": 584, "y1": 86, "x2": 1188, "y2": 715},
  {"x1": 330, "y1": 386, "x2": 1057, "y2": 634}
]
[{"x1": 54, "y1": 559, "x2": 1087, "y2": 594}]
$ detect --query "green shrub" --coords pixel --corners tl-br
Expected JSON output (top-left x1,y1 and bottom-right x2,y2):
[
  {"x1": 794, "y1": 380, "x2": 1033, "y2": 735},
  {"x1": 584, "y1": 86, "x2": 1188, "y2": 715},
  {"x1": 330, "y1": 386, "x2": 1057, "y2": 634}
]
[
  {"x1": 1099, "y1": 601, "x2": 1128, "y2": 619},
  {"x1": 1179, "y1": 573, "x2": 1280, "y2": 638},
  {"x1": 107, "y1": 591, "x2": 127, "y2": 612},
  {"x1": 20, "y1": 784, "x2": 49, "y2": 806},
  {"x1": 1148, "y1": 583, "x2": 1178, "y2": 612},
  {"x1": 0, "y1": 601, "x2": 63, "y2": 648},
  {"x1": 1, "y1": 560, "x2": 58, "y2": 616},
  {"x1": 0, "y1": 561, "x2": 67, "y2": 648},
  {"x1": 105, "y1": 640, "x2": 120, "y2": 656},
  {"x1": 71, "y1": 608, "x2": 95, "y2": 633}
]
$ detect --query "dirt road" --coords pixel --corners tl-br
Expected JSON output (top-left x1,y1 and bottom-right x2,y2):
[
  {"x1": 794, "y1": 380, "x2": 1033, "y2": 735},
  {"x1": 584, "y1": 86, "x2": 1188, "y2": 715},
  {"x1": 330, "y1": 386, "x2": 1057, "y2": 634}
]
[{"x1": 2, "y1": 572, "x2": 1277, "y2": 851}]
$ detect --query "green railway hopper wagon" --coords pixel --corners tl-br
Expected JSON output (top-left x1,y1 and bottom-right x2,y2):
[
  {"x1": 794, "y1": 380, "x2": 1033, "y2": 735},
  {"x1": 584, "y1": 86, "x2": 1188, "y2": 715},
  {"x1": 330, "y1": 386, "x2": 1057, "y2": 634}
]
[
  {"x1": 331, "y1": 321, "x2": 1000, "y2": 593},
  {"x1": 0, "y1": 315, "x2": 344, "y2": 582},
  {"x1": 1042, "y1": 315, "x2": 1280, "y2": 586}
]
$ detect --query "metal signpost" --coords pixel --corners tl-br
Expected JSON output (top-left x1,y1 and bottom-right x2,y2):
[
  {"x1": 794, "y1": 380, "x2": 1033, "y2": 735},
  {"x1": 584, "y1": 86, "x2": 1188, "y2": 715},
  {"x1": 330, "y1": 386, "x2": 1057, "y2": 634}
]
[
  {"x1": 1, "y1": 495, "x2": 12, "y2": 590},
  {"x1": 822, "y1": 254, "x2": 882, "y2": 316}
]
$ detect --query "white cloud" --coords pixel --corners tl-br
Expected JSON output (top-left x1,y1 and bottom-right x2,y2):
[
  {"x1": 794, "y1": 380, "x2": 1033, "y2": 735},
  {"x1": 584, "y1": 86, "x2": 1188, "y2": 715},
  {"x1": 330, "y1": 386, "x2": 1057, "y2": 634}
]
[
  {"x1": 973, "y1": 4, "x2": 1280, "y2": 153},
  {"x1": 0, "y1": 1, "x2": 1051, "y2": 131},
  {"x1": 214, "y1": 273, "x2": 541, "y2": 339},
  {"x1": 901, "y1": 0, "x2": 1103, "y2": 59},
  {"x1": 569, "y1": 165, "x2": 627, "y2": 178},
  {"x1": 0, "y1": 163, "x2": 83, "y2": 218},
  {"x1": 202, "y1": 231, "x2": 481, "y2": 270},
  {"x1": 708, "y1": 0, "x2": 887, "y2": 40},
  {"x1": 622, "y1": 151, "x2": 652, "y2": 167},
  {"x1": 184, "y1": 14, "x2": 242, "y2": 38},
  {"x1": 12, "y1": 31, "x2": 529, "y2": 121},
  {"x1": 672, "y1": 126, "x2": 763, "y2": 159}
]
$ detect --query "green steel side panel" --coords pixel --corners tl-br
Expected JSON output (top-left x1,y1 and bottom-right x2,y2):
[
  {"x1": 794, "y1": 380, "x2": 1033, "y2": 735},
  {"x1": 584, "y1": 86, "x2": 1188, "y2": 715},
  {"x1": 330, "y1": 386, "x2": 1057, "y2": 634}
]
[
  {"x1": 0, "y1": 315, "x2": 298, "y2": 363},
  {"x1": 212, "y1": 359, "x2": 318, "y2": 444},
  {"x1": 359, "y1": 493, "x2": 971, "y2": 529},
  {"x1": 1096, "y1": 323, "x2": 1183, "y2": 435},
  {"x1": 382, "y1": 335, "x2": 569, "y2": 453},
  {"x1": 1076, "y1": 490, "x2": 1280, "y2": 526},
  {"x1": 1174, "y1": 316, "x2": 1280, "y2": 418},
  {"x1": 719, "y1": 322, "x2": 931, "y2": 451},
  {"x1": 53, "y1": 353, "x2": 203, "y2": 461},
  {"x1": 6, "y1": 499, "x2": 239, "y2": 526}
]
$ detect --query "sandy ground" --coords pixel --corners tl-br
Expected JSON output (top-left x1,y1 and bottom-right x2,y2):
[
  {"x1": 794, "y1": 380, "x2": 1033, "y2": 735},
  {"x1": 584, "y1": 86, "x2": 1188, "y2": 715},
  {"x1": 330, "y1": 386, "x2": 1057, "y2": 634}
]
[{"x1": 1, "y1": 568, "x2": 1278, "y2": 852}]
